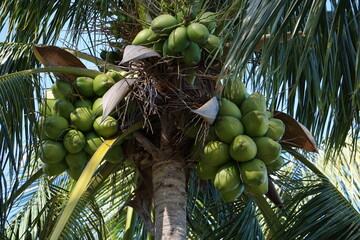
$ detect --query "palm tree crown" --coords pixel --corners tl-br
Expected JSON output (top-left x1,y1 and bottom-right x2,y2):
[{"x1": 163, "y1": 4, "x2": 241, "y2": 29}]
[{"x1": 0, "y1": 0, "x2": 359, "y2": 239}]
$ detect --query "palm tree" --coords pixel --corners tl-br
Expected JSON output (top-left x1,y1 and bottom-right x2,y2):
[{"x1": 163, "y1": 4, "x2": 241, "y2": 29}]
[{"x1": 1, "y1": 0, "x2": 359, "y2": 239}]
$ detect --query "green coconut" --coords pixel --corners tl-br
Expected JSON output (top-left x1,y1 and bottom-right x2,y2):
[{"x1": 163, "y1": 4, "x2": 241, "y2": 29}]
[
  {"x1": 92, "y1": 98, "x2": 103, "y2": 117},
  {"x1": 253, "y1": 137, "x2": 282, "y2": 164},
  {"x1": 105, "y1": 145, "x2": 124, "y2": 163},
  {"x1": 240, "y1": 158, "x2": 267, "y2": 186},
  {"x1": 67, "y1": 168, "x2": 83, "y2": 181},
  {"x1": 168, "y1": 26, "x2": 190, "y2": 53},
  {"x1": 93, "y1": 116, "x2": 119, "y2": 138},
  {"x1": 152, "y1": 40, "x2": 164, "y2": 55},
  {"x1": 207, "y1": 126, "x2": 219, "y2": 142},
  {"x1": 146, "y1": 28, "x2": 161, "y2": 42},
  {"x1": 65, "y1": 151, "x2": 88, "y2": 170},
  {"x1": 201, "y1": 141, "x2": 231, "y2": 167},
  {"x1": 74, "y1": 77, "x2": 95, "y2": 97},
  {"x1": 43, "y1": 115, "x2": 69, "y2": 140},
  {"x1": 240, "y1": 92, "x2": 266, "y2": 115},
  {"x1": 132, "y1": 28, "x2": 152, "y2": 45},
  {"x1": 266, "y1": 156, "x2": 285, "y2": 173},
  {"x1": 70, "y1": 107, "x2": 94, "y2": 132},
  {"x1": 217, "y1": 98, "x2": 242, "y2": 119},
  {"x1": 37, "y1": 116, "x2": 48, "y2": 140},
  {"x1": 39, "y1": 99, "x2": 55, "y2": 116},
  {"x1": 265, "y1": 111, "x2": 273, "y2": 119},
  {"x1": 162, "y1": 38, "x2": 177, "y2": 56},
  {"x1": 249, "y1": 175, "x2": 268, "y2": 196},
  {"x1": 52, "y1": 98, "x2": 75, "y2": 120},
  {"x1": 39, "y1": 89, "x2": 55, "y2": 116},
  {"x1": 220, "y1": 184, "x2": 244, "y2": 202},
  {"x1": 242, "y1": 111, "x2": 269, "y2": 137},
  {"x1": 204, "y1": 35, "x2": 222, "y2": 55},
  {"x1": 63, "y1": 129, "x2": 86, "y2": 153},
  {"x1": 230, "y1": 135, "x2": 257, "y2": 162},
  {"x1": 186, "y1": 23, "x2": 210, "y2": 45},
  {"x1": 106, "y1": 69, "x2": 124, "y2": 82},
  {"x1": 74, "y1": 99, "x2": 93, "y2": 109},
  {"x1": 51, "y1": 80, "x2": 73, "y2": 100},
  {"x1": 42, "y1": 160, "x2": 68, "y2": 176},
  {"x1": 265, "y1": 118, "x2": 285, "y2": 141},
  {"x1": 181, "y1": 41, "x2": 201, "y2": 66},
  {"x1": 83, "y1": 131, "x2": 103, "y2": 155},
  {"x1": 151, "y1": 14, "x2": 178, "y2": 35},
  {"x1": 40, "y1": 140, "x2": 67, "y2": 164},
  {"x1": 93, "y1": 74, "x2": 115, "y2": 96},
  {"x1": 196, "y1": 160, "x2": 219, "y2": 180},
  {"x1": 222, "y1": 78, "x2": 248, "y2": 106},
  {"x1": 213, "y1": 161, "x2": 241, "y2": 193},
  {"x1": 214, "y1": 116, "x2": 244, "y2": 144}
]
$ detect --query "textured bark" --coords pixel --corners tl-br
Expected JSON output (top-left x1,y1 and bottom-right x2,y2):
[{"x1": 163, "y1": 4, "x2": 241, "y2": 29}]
[{"x1": 152, "y1": 147, "x2": 187, "y2": 240}]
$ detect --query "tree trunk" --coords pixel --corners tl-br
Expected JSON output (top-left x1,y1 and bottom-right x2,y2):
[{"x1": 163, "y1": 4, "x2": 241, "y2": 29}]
[{"x1": 152, "y1": 146, "x2": 187, "y2": 240}]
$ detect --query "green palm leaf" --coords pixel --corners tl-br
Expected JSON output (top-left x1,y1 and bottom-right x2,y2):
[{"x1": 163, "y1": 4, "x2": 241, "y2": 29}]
[
  {"x1": 0, "y1": 74, "x2": 41, "y2": 238},
  {"x1": 223, "y1": 0, "x2": 359, "y2": 154},
  {"x1": 187, "y1": 173, "x2": 265, "y2": 240},
  {"x1": 0, "y1": 0, "x2": 359, "y2": 239},
  {"x1": 0, "y1": 42, "x2": 39, "y2": 75},
  {"x1": 271, "y1": 180, "x2": 360, "y2": 240}
]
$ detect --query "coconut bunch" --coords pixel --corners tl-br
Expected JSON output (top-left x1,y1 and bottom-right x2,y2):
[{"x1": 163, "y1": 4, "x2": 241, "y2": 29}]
[
  {"x1": 195, "y1": 79, "x2": 286, "y2": 202},
  {"x1": 131, "y1": 11, "x2": 221, "y2": 79},
  {"x1": 37, "y1": 70, "x2": 127, "y2": 180}
]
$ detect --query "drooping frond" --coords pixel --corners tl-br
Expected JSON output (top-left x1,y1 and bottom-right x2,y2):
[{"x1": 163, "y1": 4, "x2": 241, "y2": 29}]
[
  {"x1": 0, "y1": 0, "x2": 95, "y2": 44},
  {"x1": 316, "y1": 140, "x2": 360, "y2": 211},
  {"x1": 271, "y1": 180, "x2": 360, "y2": 240},
  {"x1": 51, "y1": 162, "x2": 138, "y2": 239},
  {"x1": 4, "y1": 173, "x2": 81, "y2": 240},
  {"x1": 224, "y1": 0, "x2": 360, "y2": 155},
  {"x1": 0, "y1": 1, "x2": 100, "y2": 76},
  {"x1": 0, "y1": 72, "x2": 42, "y2": 238},
  {"x1": 0, "y1": 42, "x2": 39, "y2": 75}
]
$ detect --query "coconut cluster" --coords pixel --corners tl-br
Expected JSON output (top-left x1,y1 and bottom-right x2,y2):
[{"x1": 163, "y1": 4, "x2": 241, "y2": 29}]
[
  {"x1": 196, "y1": 79, "x2": 286, "y2": 202},
  {"x1": 132, "y1": 12, "x2": 222, "y2": 83},
  {"x1": 37, "y1": 70, "x2": 127, "y2": 180}
]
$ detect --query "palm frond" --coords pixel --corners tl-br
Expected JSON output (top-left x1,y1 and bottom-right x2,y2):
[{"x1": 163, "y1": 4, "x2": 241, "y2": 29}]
[
  {"x1": 261, "y1": 147, "x2": 360, "y2": 240},
  {"x1": 55, "y1": 157, "x2": 138, "y2": 239},
  {"x1": 0, "y1": 0, "x2": 95, "y2": 44},
  {"x1": 224, "y1": 0, "x2": 359, "y2": 156},
  {"x1": 317, "y1": 140, "x2": 360, "y2": 211},
  {"x1": 5, "y1": 175, "x2": 65, "y2": 240},
  {"x1": 0, "y1": 1, "x2": 101, "y2": 76},
  {"x1": 271, "y1": 180, "x2": 360, "y2": 240},
  {"x1": 0, "y1": 42, "x2": 39, "y2": 75},
  {"x1": 187, "y1": 171, "x2": 265, "y2": 240},
  {"x1": 0, "y1": 73, "x2": 41, "y2": 237}
]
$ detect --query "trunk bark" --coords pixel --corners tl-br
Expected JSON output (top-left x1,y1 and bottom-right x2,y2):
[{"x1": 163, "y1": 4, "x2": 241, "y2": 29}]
[{"x1": 152, "y1": 147, "x2": 187, "y2": 240}]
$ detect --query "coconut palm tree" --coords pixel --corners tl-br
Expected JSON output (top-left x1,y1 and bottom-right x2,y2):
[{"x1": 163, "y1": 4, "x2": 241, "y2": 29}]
[{"x1": 0, "y1": 0, "x2": 359, "y2": 240}]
